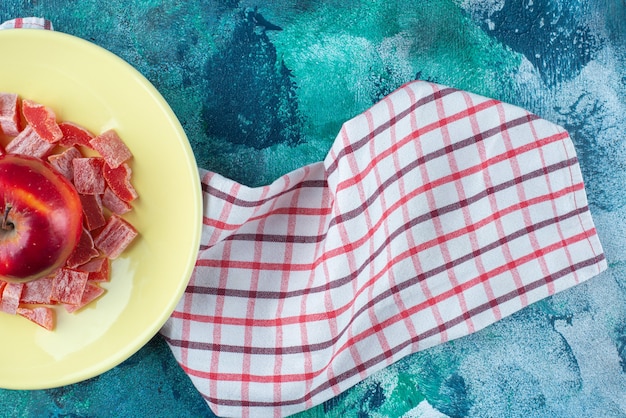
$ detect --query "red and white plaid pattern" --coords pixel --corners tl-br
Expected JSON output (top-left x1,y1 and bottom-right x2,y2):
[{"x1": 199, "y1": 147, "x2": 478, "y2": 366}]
[
  {"x1": 160, "y1": 81, "x2": 606, "y2": 417},
  {"x1": 0, "y1": 17, "x2": 52, "y2": 30}
]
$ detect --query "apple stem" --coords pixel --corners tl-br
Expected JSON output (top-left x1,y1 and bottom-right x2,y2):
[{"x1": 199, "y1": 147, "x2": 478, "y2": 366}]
[{"x1": 2, "y1": 205, "x2": 14, "y2": 231}]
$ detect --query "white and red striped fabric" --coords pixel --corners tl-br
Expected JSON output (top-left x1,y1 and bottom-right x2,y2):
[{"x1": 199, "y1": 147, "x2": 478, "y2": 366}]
[
  {"x1": 2, "y1": 18, "x2": 607, "y2": 418},
  {"x1": 161, "y1": 82, "x2": 606, "y2": 416},
  {"x1": 0, "y1": 17, "x2": 52, "y2": 30}
]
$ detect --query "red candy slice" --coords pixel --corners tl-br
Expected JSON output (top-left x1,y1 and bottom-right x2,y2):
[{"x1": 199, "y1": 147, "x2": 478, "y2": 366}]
[
  {"x1": 72, "y1": 157, "x2": 106, "y2": 194},
  {"x1": 75, "y1": 257, "x2": 105, "y2": 273},
  {"x1": 87, "y1": 258, "x2": 110, "y2": 282},
  {"x1": 21, "y1": 276, "x2": 54, "y2": 304},
  {"x1": 58, "y1": 121, "x2": 95, "y2": 148},
  {"x1": 17, "y1": 307, "x2": 54, "y2": 331},
  {"x1": 22, "y1": 99, "x2": 63, "y2": 143},
  {"x1": 0, "y1": 92, "x2": 21, "y2": 137},
  {"x1": 102, "y1": 187, "x2": 132, "y2": 215},
  {"x1": 94, "y1": 214, "x2": 138, "y2": 259},
  {"x1": 48, "y1": 146, "x2": 82, "y2": 181},
  {"x1": 66, "y1": 228, "x2": 99, "y2": 268},
  {"x1": 5, "y1": 125, "x2": 56, "y2": 158},
  {"x1": 103, "y1": 162, "x2": 138, "y2": 202},
  {"x1": 79, "y1": 193, "x2": 106, "y2": 231},
  {"x1": 0, "y1": 282, "x2": 24, "y2": 315},
  {"x1": 64, "y1": 283, "x2": 105, "y2": 313},
  {"x1": 51, "y1": 268, "x2": 89, "y2": 305},
  {"x1": 89, "y1": 129, "x2": 132, "y2": 169}
]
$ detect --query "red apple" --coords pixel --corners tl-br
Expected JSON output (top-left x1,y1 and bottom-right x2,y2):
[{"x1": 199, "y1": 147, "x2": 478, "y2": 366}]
[{"x1": 0, "y1": 154, "x2": 83, "y2": 283}]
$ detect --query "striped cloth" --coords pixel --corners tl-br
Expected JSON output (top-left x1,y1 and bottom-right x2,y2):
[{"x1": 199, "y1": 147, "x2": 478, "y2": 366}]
[
  {"x1": 0, "y1": 17, "x2": 52, "y2": 30},
  {"x1": 160, "y1": 82, "x2": 606, "y2": 417},
  {"x1": 2, "y1": 17, "x2": 606, "y2": 418}
]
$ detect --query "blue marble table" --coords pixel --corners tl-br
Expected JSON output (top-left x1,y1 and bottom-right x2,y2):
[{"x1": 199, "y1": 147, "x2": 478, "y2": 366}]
[{"x1": 1, "y1": 1, "x2": 625, "y2": 417}]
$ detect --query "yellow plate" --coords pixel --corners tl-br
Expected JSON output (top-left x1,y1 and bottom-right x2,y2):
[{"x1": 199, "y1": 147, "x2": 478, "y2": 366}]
[{"x1": 0, "y1": 30, "x2": 202, "y2": 389}]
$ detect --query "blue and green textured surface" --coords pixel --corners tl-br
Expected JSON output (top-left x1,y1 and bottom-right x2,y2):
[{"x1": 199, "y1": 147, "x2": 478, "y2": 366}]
[{"x1": 1, "y1": 1, "x2": 625, "y2": 416}]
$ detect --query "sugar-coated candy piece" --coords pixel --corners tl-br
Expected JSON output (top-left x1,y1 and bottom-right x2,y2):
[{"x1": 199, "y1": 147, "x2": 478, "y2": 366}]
[
  {"x1": 51, "y1": 268, "x2": 89, "y2": 305},
  {"x1": 87, "y1": 258, "x2": 110, "y2": 282},
  {"x1": 58, "y1": 121, "x2": 95, "y2": 148},
  {"x1": 0, "y1": 92, "x2": 21, "y2": 137},
  {"x1": 79, "y1": 193, "x2": 106, "y2": 231},
  {"x1": 22, "y1": 99, "x2": 63, "y2": 143},
  {"x1": 75, "y1": 257, "x2": 105, "y2": 273},
  {"x1": 5, "y1": 125, "x2": 56, "y2": 158},
  {"x1": 89, "y1": 129, "x2": 132, "y2": 169},
  {"x1": 21, "y1": 276, "x2": 54, "y2": 304},
  {"x1": 103, "y1": 162, "x2": 138, "y2": 202},
  {"x1": 17, "y1": 307, "x2": 55, "y2": 330},
  {"x1": 94, "y1": 215, "x2": 138, "y2": 259},
  {"x1": 72, "y1": 157, "x2": 106, "y2": 194},
  {"x1": 66, "y1": 228, "x2": 100, "y2": 268},
  {"x1": 64, "y1": 283, "x2": 105, "y2": 313},
  {"x1": 0, "y1": 282, "x2": 24, "y2": 315},
  {"x1": 102, "y1": 187, "x2": 132, "y2": 215},
  {"x1": 48, "y1": 146, "x2": 82, "y2": 181}
]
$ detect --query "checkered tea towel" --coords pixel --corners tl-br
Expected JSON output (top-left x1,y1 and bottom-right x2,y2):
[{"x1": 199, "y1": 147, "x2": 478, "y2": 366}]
[
  {"x1": 3, "y1": 17, "x2": 607, "y2": 418},
  {"x1": 161, "y1": 82, "x2": 606, "y2": 416}
]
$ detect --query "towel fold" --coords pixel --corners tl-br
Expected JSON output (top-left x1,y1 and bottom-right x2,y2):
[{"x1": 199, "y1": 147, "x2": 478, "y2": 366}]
[{"x1": 160, "y1": 81, "x2": 606, "y2": 417}]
